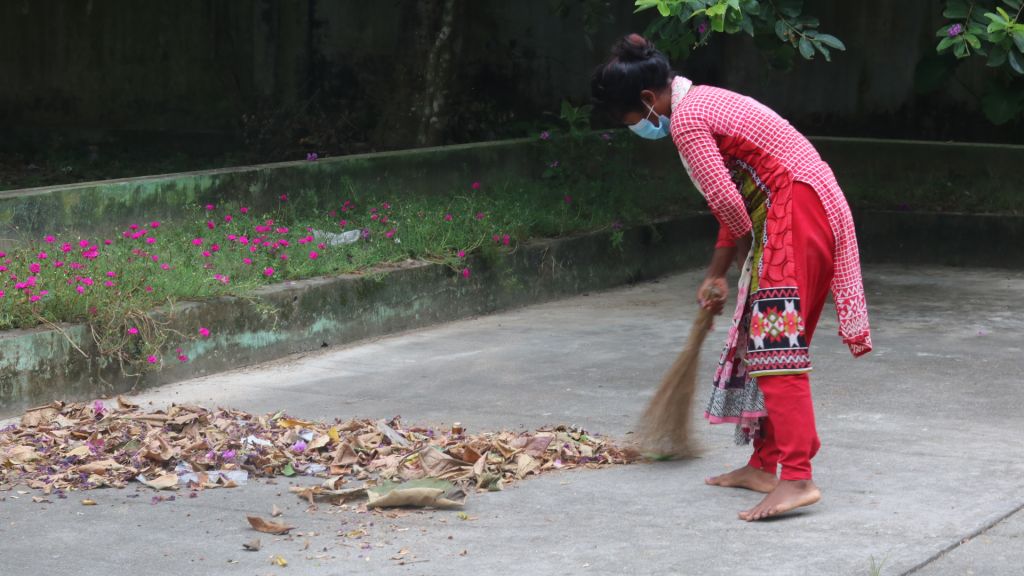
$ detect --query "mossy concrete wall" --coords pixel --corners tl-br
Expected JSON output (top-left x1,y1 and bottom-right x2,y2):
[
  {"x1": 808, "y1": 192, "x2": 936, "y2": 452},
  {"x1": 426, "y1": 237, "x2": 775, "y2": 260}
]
[
  {"x1": 2, "y1": 135, "x2": 1022, "y2": 244},
  {"x1": 0, "y1": 217, "x2": 715, "y2": 417}
]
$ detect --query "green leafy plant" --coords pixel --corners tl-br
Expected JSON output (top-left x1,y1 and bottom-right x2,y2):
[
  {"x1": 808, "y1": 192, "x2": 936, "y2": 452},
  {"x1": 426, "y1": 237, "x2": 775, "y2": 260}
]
[{"x1": 635, "y1": 0, "x2": 845, "y2": 64}]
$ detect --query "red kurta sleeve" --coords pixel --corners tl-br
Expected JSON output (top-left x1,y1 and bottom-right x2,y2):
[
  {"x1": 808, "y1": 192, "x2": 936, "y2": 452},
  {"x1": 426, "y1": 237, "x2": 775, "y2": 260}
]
[{"x1": 671, "y1": 114, "x2": 752, "y2": 241}]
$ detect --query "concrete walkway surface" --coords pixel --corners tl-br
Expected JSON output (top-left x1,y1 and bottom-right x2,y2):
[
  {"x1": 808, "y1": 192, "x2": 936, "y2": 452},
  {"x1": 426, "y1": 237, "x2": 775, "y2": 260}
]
[{"x1": 2, "y1": 265, "x2": 1023, "y2": 576}]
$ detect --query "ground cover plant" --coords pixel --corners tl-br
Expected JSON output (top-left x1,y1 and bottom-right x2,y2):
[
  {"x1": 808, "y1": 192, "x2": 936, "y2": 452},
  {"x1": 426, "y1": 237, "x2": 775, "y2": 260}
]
[{"x1": 0, "y1": 129, "x2": 699, "y2": 373}]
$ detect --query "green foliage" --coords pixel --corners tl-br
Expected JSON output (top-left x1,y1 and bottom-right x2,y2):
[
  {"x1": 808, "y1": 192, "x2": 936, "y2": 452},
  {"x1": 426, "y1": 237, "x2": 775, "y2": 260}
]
[
  {"x1": 933, "y1": 0, "x2": 1024, "y2": 124},
  {"x1": 635, "y1": 0, "x2": 844, "y2": 62}
]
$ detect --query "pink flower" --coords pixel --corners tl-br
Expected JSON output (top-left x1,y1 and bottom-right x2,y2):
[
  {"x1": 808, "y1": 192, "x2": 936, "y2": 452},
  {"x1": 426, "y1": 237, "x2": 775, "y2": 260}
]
[
  {"x1": 317, "y1": 243, "x2": 326, "y2": 250},
  {"x1": 38, "y1": 252, "x2": 48, "y2": 259},
  {"x1": 243, "y1": 257, "x2": 253, "y2": 265},
  {"x1": 106, "y1": 271, "x2": 116, "y2": 278},
  {"x1": 177, "y1": 354, "x2": 189, "y2": 362},
  {"x1": 192, "y1": 238, "x2": 204, "y2": 246},
  {"x1": 198, "y1": 327, "x2": 210, "y2": 338},
  {"x1": 29, "y1": 294, "x2": 41, "y2": 303},
  {"x1": 291, "y1": 440, "x2": 307, "y2": 453},
  {"x1": 502, "y1": 234, "x2": 510, "y2": 246},
  {"x1": 61, "y1": 243, "x2": 72, "y2": 253},
  {"x1": 381, "y1": 202, "x2": 391, "y2": 210},
  {"x1": 540, "y1": 130, "x2": 551, "y2": 140},
  {"x1": 206, "y1": 221, "x2": 215, "y2": 230},
  {"x1": 150, "y1": 221, "x2": 161, "y2": 228},
  {"x1": 280, "y1": 254, "x2": 288, "y2": 261},
  {"x1": 339, "y1": 220, "x2": 348, "y2": 228},
  {"x1": 240, "y1": 206, "x2": 249, "y2": 214},
  {"x1": 492, "y1": 234, "x2": 500, "y2": 244},
  {"x1": 210, "y1": 244, "x2": 220, "y2": 252},
  {"x1": 263, "y1": 267, "x2": 275, "y2": 277},
  {"x1": 145, "y1": 285, "x2": 154, "y2": 292},
  {"x1": 29, "y1": 263, "x2": 41, "y2": 274},
  {"x1": 151, "y1": 254, "x2": 159, "y2": 262},
  {"x1": 224, "y1": 215, "x2": 233, "y2": 223},
  {"x1": 128, "y1": 327, "x2": 139, "y2": 335},
  {"x1": 462, "y1": 267, "x2": 471, "y2": 279},
  {"x1": 79, "y1": 240, "x2": 90, "y2": 248},
  {"x1": 444, "y1": 213, "x2": 453, "y2": 222},
  {"x1": 279, "y1": 194, "x2": 288, "y2": 202},
  {"x1": 103, "y1": 239, "x2": 112, "y2": 245},
  {"x1": 457, "y1": 250, "x2": 466, "y2": 258},
  {"x1": 147, "y1": 355, "x2": 158, "y2": 364},
  {"x1": 205, "y1": 204, "x2": 215, "y2": 211},
  {"x1": 75, "y1": 285, "x2": 85, "y2": 294},
  {"x1": 384, "y1": 230, "x2": 395, "y2": 239},
  {"x1": 53, "y1": 261, "x2": 64, "y2": 268},
  {"x1": 309, "y1": 250, "x2": 319, "y2": 259},
  {"x1": 371, "y1": 214, "x2": 379, "y2": 221},
  {"x1": 475, "y1": 212, "x2": 485, "y2": 221},
  {"x1": 471, "y1": 181, "x2": 481, "y2": 190},
  {"x1": 104, "y1": 280, "x2": 115, "y2": 288},
  {"x1": 202, "y1": 251, "x2": 211, "y2": 258},
  {"x1": 161, "y1": 263, "x2": 170, "y2": 270},
  {"x1": 145, "y1": 237, "x2": 156, "y2": 245},
  {"x1": 44, "y1": 235, "x2": 55, "y2": 243}
]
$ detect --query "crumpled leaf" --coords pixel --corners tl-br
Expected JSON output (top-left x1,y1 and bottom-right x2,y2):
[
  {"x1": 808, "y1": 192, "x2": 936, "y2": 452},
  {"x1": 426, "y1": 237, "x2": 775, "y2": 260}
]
[
  {"x1": 246, "y1": 515, "x2": 294, "y2": 535},
  {"x1": 242, "y1": 538, "x2": 261, "y2": 552},
  {"x1": 367, "y1": 479, "x2": 465, "y2": 509},
  {"x1": 20, "y1": 403, "x2": 62, "y2": 427},
  {"x1": 136, "y1": 473, "x2": 178, "y2": 490}
]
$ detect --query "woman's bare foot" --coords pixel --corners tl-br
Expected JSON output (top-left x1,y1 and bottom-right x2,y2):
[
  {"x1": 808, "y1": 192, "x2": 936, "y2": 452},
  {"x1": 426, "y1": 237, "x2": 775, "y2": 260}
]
[
  {"x1": 705, "y1": 465, "x2": 779, "y2": 493},
  {"x1": 738, "y1": 479, "x2": 821, "y2": 521}
]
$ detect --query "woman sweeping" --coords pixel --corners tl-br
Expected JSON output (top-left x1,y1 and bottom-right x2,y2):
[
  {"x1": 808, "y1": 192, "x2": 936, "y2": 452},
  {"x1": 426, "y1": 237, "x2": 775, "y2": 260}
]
[{"x1": 592, "y1": 34, "x2": 872, "y2": 521}]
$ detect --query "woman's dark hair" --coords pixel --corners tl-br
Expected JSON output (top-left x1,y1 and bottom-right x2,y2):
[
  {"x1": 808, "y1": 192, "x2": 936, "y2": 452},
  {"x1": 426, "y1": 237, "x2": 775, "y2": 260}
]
[{"x1": 591, "y1": 34, "x2": 673, "y2": 121}]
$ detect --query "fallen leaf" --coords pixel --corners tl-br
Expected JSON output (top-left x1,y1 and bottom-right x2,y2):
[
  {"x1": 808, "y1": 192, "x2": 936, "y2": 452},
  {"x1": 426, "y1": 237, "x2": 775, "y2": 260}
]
[
  {"x1": 247, "y1": 515, "x2": 294, "y2": 535},
  {"x1": 242, "y1": 538, "x2": 261, "y2": 552},
  {"x1": 136, "y1": 473, "x2": 178, "y2": 490},
  {"x1": 367, "y1": 479, "x2": 465, "y2": 509},
  {"x1": 271, "y1": 504, "x2": 282, "y2": 517},
  {"x1": 81, "y1": 499, "x2": 97, "y2": 506}
]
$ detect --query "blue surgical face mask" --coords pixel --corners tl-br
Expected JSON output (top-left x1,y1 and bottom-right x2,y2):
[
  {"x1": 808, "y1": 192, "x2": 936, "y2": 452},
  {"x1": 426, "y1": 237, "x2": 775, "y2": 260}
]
[{"x1": 629, "y1": 102, "x2": 670, "y2": 140}]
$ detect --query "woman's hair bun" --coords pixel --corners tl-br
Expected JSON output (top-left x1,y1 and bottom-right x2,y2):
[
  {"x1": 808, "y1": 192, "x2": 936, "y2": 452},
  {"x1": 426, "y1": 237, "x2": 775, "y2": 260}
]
[{"x1": 614, "y1": 33, "x2": 656, "y2": 62}]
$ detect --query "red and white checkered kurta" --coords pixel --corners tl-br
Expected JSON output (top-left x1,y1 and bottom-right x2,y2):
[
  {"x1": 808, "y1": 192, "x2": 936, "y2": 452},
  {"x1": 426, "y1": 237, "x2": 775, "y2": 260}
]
[{"x1": 668, "y1": 77, "x2": 871, "y2": 357}]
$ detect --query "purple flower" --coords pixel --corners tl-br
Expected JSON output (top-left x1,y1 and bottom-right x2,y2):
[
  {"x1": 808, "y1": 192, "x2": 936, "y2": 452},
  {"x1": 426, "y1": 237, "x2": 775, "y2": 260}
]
[
  {"x1": 948, "y1": 23, "x2": 963, "y2": 37},
  {"x1": 698, "y1": 21, "x2": 709, "y2": 35},
  {"x1": 611, "y1": 220, "x2": 623, "y2": 231},
  {"x1": 360, "y1": 228, "x2": 371, "y2": 241},
  {"x1": 306, "y1": 152, "x2": 319, "y2": 161},
  {"x1": 93, "y1": 400, "x2": 105, "y2": 418},
  {"x1": 221, "y1": 450, "x2": 236, "y2": 460},
  {"x1": 539, "y1": 131, "x2": 551, "y2": 140},
  {"x1": 548, "y1": 160, "x2": 559, "y2": 169},
  {"x1": 291, "y1": 440, "x2": 307, "y2": 453},
  {"x1": 601, "y1": 132, "x2": 613, "y2": 141}
]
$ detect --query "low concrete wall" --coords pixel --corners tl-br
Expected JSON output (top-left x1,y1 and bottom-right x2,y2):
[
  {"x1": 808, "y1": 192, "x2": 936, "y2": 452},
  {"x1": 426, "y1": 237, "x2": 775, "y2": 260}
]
[
  {"x1": 2, "y1": 135, "x2": 1022, "y2": 241},
  {"x1": 0, "y1": 217, "x2": 716, "y2": 417}
]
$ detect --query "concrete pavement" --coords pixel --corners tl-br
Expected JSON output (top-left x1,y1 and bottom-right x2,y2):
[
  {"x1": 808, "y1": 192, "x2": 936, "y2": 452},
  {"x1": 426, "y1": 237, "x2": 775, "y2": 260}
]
[{"x1": 2, "y1": 265, "x2": 1023, "y2": 575}]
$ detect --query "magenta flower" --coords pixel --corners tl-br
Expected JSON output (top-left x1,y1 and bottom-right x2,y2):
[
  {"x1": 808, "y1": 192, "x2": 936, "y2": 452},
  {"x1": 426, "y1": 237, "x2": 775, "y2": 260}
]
[
  {"x1": 471, "y1": 181, "x2": 481, "y2": 190},
  {"x1": 384, "y1": 230, "x2": 395, "y2": 239},
  {"x1": 502, "y1": 234, "x2": 511, "y2": 246},
  {"x1": 192, "y1": 238, "x2": 203, "y2": 246},
  {"x1": 29, "y1": 262, "x2": 41, "y2": 274},
  {"x1": 291, "y1": 440, "x2": 307, "y2": 453},
  {"x1": 145, "y1": 237, "x2": 156, "y2": 245},
  {"x1": 128, "y1": 327, "x2": 139, "y2": 335},
  {"x1": 61, "y1": 243, "x2": 72, "y2": 253},
  {"x1": 93, "y1": 400, "x2": 105, "y2": 417},
  {"x1": 160, "y1": 263, "x2": 170, "y2": 270},
  {"x1": 224, "y1": 215, "x2": 233, "y2": 223},
  {"x1": 948, "y1": 23, "x2": 963, "y2": 37},
  {"x1": 106, "y1": 271, "x2": 116, "y2": 278},
  {"x1": 457, "y1": 250, "x2": 466, "y2": 258},
  {"x1": 462, "y1": 268, "x2": 471, "y2": 279},
  {"x1": 221, "y1": 450, "x2": 236, "y2": 460},
  {"x1": 339, "y1": 219, "x2": 348, "y2": 228},
  {"x1": 698, "y1": 20, "x2": 709, "y2": 35},
  {"x1": 309, "y1": 250, "x2": 319, "y2": 259},
  {"x1": 75, "y1": 285, "x2": 85, "y2": 294},
  {"x1": 147, "y1": 355, "x2": 158, "y2": 364},
  {"x1": 177, "y1": 354, "x2": 189, "y2": 363},
  {"x1": 444, "y1": 213, "x2": 453, "y2": 222},
  {"x1": 492, "y1": 234, "x2": 500, "y2": 244},
  {"x1": 475, "y1": 212, "x2": 485, "y2": 221},
  {"x1": 540, "y1": 130, "x2": 551, "y2": 140},
  {"x1": 198, "y1": 327, "x2": 210, "y2": 338},
  {"x1": 103, "y1": 280, "x2": 115, "y2": 288},
  {"x1": 279, "y1": 194, "x2": 288, "y2": 202},
  {"x1": 263, "y1": 267, "x2": 275, "y2": 277},
  {"x1": 306, "y1": 152, "x2": 318, "y2": 161},
  {"x1": 205, "y1": 204, "x2": 215, "y2": 211},
  {"x1": 44, "y1": 235, "x2": 55, "y2": 243},
  {"x1": 150, "y1": 221, "x2": 161, "y2": 228},
  {"x1": 206, "y1": 221, "x2": 215, "y2": 230}
]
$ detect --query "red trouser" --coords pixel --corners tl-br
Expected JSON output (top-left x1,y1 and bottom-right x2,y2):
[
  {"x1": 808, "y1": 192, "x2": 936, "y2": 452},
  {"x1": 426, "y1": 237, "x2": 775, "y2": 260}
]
[{"x1": 746, "y1": 181, "x2": 835, "y2": 481}]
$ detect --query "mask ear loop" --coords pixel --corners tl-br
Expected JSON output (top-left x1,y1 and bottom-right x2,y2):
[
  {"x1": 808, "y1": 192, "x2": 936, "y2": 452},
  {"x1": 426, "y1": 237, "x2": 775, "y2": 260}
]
[{"x1": 645, "y1": 102, "x2": 662, "y2": 128}]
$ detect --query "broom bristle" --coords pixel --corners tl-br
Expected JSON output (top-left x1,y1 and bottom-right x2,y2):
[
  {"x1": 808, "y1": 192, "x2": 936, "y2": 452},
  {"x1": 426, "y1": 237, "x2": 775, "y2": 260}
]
[{"x1": 635, "y1": 305, "x2": 716, "y2": 459}]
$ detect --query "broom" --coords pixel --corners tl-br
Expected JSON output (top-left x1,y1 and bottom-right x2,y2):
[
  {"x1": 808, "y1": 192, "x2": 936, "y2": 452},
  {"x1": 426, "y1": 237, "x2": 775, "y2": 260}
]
[{"x1": 634, "y1": 290, "x2": 719, "y2": 459}]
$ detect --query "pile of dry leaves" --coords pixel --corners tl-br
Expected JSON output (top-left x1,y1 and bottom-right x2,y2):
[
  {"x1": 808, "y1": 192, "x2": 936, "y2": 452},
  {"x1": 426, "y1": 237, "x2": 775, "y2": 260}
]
[{"x1": 0, "y1": 398, "x2": 638, "y2": 506}]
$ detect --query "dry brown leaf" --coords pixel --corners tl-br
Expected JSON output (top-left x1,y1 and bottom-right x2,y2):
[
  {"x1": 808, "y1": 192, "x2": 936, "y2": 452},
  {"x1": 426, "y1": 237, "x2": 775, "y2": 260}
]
[
  {"x1": 138, "y1": 473, "x2": 178, "y2": 490},
  {"x1": 81, "y1": 499, "x2": 97, "y2": 506},
  {"x1": 247, "y1": 515, "x2": 294, "y2": 535},
  {"x1": 77, "y1": 459, "x2": 123, "y2": 475},
  {"x1": 20, "y1": 403, "x2": 61, "y2": 427},
  {"x1": 271, "y1": 504, "x2": 282, "y2": 517},
  {"x1": 242, "y1": 538, "x2": 261, "y2": 552}
]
